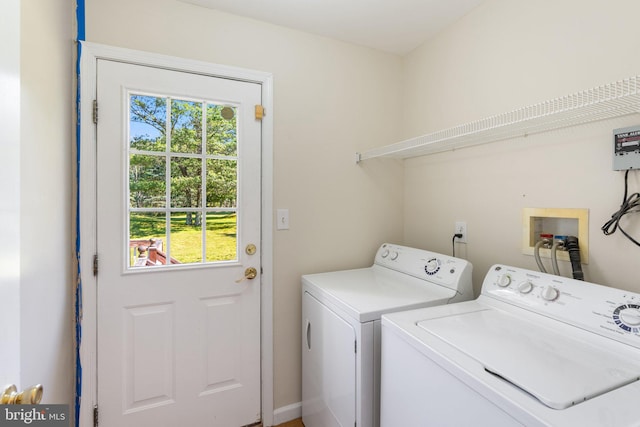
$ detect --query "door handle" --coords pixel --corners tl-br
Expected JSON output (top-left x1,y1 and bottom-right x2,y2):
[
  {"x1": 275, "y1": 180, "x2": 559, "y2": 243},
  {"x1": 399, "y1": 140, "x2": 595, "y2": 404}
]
[
  {"x1": 1, "y1": 384, "x2": 43, "y2": 405},
  {"x1": 235, "y1": 267, "x2": 258, "y2": 283},
  {"x1": 305, "y1": 320, "x2": 311, "y2": 350}
]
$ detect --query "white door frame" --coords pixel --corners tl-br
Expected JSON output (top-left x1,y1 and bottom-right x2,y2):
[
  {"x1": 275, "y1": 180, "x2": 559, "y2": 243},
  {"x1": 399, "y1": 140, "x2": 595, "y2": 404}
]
[
  {"x1": 77, "y1": 41, "x2": 274, "y2": 427},
  {"x1": 0, "y1": 0, "x2": 21, "y2": 388}
]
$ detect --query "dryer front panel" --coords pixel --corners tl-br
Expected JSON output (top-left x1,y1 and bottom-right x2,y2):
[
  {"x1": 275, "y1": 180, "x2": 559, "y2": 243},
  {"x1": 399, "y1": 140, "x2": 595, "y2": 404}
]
[{"x1": 302, "y1": 292, "x2": 356, "y2": 427}]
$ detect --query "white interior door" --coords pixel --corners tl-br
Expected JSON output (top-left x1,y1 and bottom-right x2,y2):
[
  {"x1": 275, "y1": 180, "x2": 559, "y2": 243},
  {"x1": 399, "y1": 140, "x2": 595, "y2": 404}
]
[{"x1": 95, "y1": 59, "x2": 262, "y2": 426}]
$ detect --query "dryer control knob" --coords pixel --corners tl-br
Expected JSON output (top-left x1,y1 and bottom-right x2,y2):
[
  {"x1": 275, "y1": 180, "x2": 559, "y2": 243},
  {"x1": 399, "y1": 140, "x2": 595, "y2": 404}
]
[
  {"x1": 541, "y1": 286, "x2": 559, "y2": 301},
  {"x1": 497, "y1": 274, "x2": 512, "y2": 287},
  {"x1": 381, "y1": 249, "x2": 389, "y2": 258},
  {"x1": 425, "y1": 259, "x2": 439, "y2": 274},
  {"x1": 390, "y1": 251, "x2": 399, "y2": 260},
  {"x1": 517, "y1": 281, "x2": 533, "y2": 294},
  {"x1": 620, "y1": 308, "x2": 640, "y2": 326}
]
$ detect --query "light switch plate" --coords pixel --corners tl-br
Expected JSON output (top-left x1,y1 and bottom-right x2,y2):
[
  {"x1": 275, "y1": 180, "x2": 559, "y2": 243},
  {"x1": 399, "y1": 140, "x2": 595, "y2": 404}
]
[{"x1": 277, "y1": 209, "x2": 289, "y2": 230}]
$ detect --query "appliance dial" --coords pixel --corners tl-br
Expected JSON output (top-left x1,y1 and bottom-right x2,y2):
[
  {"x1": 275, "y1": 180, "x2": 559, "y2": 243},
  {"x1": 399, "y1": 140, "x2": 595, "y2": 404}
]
[
  {"x1": 390, "y1": 251, "x2": 399, "y2": 260},
  {"x1": 613, "y1": 304, "x2": 640, "y2": 331},
  {"x1": 621, "y1": 309, "x2": 640, "y2": 326},
  {"x1": 517, "y1": 281, "x2": 533, "y2": 294},
  {"x1": 541, "y1": 286, "x2": 559, "y2": 301},
  {"x1": 497, "y1": 274, "x2": 512, "y2": 287},
  {"x1": 425, "y1": 258, "x2": 440, "y2": 275},
  {"x1": 381, "y1": 249, "x2": 389, "y2": 258}
]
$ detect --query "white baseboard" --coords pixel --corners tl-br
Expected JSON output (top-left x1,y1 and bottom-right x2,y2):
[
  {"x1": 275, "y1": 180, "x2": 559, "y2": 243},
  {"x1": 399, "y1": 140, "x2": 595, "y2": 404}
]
[{"x1": 272, "y1": 401, "x2": 302, "y2": 425}]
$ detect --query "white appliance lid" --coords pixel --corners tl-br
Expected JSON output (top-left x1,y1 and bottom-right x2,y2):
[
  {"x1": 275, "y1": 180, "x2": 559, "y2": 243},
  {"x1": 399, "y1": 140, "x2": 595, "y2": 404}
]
[
  {"x1": 417, "y1": 309, "x2": 640, "y2": 409},
  {"x1": 302, "y1": 266, "x2": 456, "y2": 322}
]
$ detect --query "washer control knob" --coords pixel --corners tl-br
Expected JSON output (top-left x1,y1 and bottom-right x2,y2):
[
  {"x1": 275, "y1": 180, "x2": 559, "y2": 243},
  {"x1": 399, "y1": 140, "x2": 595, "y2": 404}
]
[
  {"x1": 517, "y1": 281, "x2": 533, "y2": 294},
  {"x1": 497, "y1": 274, "x2": 512, "y2": 287},
  {"x1": 390, "y1": 251, "x2": 399, "y2": 260},
  {"x1": 425, "y1": 259, "x2": 439, "y2": 274},
  {"x1": 381, "y1": 249, "x2": 389, "y2": 258},
  {"x1": 620, "y1": 308, "x2": 640, "y2": 326},
  {"x1": 541, "y1": 286, "x2": 559, "y2": 301}
]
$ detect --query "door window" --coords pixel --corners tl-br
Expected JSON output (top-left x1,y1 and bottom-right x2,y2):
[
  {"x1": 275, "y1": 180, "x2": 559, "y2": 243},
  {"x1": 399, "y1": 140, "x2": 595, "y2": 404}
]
[{"x1": 128, "y1": 94, "x2": 239, "y2": 268}]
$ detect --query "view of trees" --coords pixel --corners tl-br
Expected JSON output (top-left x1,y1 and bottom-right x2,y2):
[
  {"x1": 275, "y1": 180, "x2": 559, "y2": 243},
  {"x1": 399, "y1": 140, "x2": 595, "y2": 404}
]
[
  {"x1": 129, "y1": 95, "x2": 238, "y2": 211},
  {"x1": 128, "y1": 95, "x2": 239, "y2": 265}
]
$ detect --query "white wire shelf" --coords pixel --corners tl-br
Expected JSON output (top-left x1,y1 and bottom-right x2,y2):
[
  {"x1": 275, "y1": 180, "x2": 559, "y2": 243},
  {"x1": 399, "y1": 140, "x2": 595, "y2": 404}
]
[{"x1": 355, "y1": 75, "x2": 640, "y2": 163}]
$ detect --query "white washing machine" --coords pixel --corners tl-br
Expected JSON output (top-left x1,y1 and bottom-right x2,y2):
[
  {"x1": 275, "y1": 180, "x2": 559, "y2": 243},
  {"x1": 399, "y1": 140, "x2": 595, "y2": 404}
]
[
  {"x1": 381, "y1": 264, "x2": 640, "y2": 427},
  {"x1": 301, "y1": 243, "x2": 473, "y2": 427}
]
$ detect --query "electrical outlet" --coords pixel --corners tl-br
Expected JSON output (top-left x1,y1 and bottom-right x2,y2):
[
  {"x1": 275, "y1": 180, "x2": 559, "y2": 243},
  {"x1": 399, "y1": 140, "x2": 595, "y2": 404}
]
[{"x1": 455, "y1": 221, "x2": 467, "y2": 244}]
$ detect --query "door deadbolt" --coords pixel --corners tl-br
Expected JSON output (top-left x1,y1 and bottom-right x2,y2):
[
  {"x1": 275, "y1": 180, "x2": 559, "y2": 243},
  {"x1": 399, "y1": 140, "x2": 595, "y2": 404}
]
[{"x1": 245, "y1": 244, "x2": 257, "y2": 255}]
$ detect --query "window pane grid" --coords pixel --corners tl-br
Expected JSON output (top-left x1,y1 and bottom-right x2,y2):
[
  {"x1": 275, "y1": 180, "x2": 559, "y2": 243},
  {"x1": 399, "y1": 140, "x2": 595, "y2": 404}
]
[
  {"x1": 130, "y1": 207, "x2": 238, "y2": 213},
  {"x1": 164, "y1": 98, "x2": 172, "y2": 262},
  {"x1": 128, "y1": 93, "x2": 239, "y2": 268},
  {"x1": 201, "y1": 103, "x2": 207, "y2": 263}
]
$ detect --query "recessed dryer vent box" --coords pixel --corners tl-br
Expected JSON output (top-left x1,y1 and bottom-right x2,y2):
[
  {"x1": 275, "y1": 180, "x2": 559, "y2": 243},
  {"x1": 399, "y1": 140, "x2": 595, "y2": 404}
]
[
  {"x1": 522, "y1": 208, "x2": 589, "y2": 264},
  {"x1": 613, "y1": 125, "x2": 640, "y2": 170}
]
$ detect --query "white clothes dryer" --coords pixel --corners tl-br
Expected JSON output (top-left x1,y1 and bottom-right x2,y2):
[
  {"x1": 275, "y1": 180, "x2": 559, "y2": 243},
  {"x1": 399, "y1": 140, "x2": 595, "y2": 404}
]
[
  {"x1": 381, "y1": 264, "x2": 640, "y2": 427},
  {"x1": 301, "y1": 243, "x2": 473, "y2": 427}
]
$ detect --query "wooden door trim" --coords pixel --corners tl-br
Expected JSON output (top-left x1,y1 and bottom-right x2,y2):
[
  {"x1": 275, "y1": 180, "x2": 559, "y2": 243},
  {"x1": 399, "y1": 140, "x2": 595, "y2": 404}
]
[{"x1": 77, "y1": 41, "x2": 274, "y2": 427}]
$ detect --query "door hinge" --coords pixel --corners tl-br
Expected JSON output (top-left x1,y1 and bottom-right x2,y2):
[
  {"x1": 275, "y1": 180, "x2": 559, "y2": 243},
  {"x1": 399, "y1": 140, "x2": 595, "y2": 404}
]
[
  {"x1": 93, "y1": 405, "x2": 99, "y2": 427},
  {"x1": 93, "y1": 254, "x2": 99, "y2": 276},
  {"x1": 93, "y1": 100, "x2": 98, "y2": 124},
  {"x1": 254, "y1": 104, "x2": 264, "y2": 120}
]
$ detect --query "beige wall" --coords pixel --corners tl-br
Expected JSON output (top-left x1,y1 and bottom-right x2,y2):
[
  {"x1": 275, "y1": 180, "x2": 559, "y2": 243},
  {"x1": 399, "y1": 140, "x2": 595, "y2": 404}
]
[
  {"x1": 19, "y1": 0, "x2": 74, "y2": 403},
  {"x1": 85, "y1": 0, "x2": 404, "y2": 410},
  {"x1": 402, "y1": 0, "x2": 640, "y2": 295},
  {"x1": 5, "y1": 0, "x2": 74, "y2": 403}
]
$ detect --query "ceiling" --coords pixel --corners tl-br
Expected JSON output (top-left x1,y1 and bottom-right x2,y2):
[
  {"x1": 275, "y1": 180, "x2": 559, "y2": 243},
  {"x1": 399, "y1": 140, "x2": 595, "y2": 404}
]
[{"x1": 180, "y1": 0, "x2": 484, "y2": 55}]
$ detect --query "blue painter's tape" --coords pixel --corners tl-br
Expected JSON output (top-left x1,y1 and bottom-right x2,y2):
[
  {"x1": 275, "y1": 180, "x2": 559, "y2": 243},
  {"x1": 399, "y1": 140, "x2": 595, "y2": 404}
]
[
  {"x1": 75, "y1": 1, "x2": 85, "y2": 426},
  {"x1": 76, "y1": 0, "x2": 85, "y2": 41}
]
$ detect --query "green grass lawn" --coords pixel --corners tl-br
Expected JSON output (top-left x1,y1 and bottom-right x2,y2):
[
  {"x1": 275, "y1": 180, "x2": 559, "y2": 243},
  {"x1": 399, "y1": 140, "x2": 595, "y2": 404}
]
[{"x1": 130, "y1": 211, "x2": 237, "y2": 264}]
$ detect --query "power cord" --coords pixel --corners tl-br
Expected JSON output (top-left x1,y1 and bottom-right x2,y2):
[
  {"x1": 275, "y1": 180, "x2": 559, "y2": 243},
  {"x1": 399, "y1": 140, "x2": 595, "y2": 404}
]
[
  {"x1": 602, "y1": 169, "x2": 640, "y2": 247},
  {"x1": 452, "y1": 233, "x2": 463, "y2": 257}
]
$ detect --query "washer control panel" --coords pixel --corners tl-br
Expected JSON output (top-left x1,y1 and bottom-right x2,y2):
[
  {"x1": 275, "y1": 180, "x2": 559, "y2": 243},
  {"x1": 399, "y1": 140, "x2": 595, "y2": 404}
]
[
  {"x1": 483, "y1": 264, "x2": 640, "y2": 348},
  {"x1": 375, "y1": 243, "x2": 473, "y2": 294}
]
